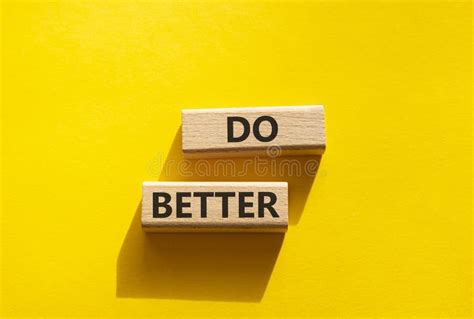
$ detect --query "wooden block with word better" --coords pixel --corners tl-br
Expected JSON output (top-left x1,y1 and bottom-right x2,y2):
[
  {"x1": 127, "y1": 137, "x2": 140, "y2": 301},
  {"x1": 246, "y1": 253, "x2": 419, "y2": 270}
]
[
  {"x1": 181, "y1": 105, "x2": 325, "y2": 158},
  {"x1": 142, "y1": 182, "x2": 288, "y2": 232}
]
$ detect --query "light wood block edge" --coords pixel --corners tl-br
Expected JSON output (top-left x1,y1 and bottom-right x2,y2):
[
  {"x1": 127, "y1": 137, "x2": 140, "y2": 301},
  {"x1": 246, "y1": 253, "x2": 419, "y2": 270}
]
[
  {"x1": 181, "y1": 105, "x2": 326, "y2": 159},
  {"x1": 141, "y1": 181, "x2": 288, "y2": 233}
]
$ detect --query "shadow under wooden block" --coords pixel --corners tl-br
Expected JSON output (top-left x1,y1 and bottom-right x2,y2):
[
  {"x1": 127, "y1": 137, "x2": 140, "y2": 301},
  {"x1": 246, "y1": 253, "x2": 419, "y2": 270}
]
[
  {"x1": 116, "y1": 204, "x2": 284, "y2": 301},
  {"x1": 116, "y1": 127, "x2": 322, "y2": 300}
]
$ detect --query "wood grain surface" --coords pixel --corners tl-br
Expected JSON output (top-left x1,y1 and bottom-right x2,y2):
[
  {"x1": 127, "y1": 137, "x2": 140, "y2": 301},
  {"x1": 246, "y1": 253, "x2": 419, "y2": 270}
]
[
  {"x1": 142, "y1": 181, "x2": 288, "y2": 232},
  {"x1": 181, "y1": 106, "x2": 325, "y2": 158}
]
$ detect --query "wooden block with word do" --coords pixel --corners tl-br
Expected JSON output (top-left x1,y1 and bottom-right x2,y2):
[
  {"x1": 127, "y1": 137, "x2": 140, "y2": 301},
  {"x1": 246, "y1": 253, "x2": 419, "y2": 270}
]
[
  {"x1": 142, "y1": 182, "x2": 288, "y2": 232},
  {"x1": 181, "y1": 105, "x2": 325, "y2": 158}
]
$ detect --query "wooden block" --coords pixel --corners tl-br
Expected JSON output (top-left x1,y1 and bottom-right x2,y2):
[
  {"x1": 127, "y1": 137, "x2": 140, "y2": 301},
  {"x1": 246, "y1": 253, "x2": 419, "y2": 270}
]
[
  {"x1": 181, "y1": 105, "x2": 325, "y2": 158},
  {"x1": 142, "y1": 182, "x2": 288, "y2": 232}
]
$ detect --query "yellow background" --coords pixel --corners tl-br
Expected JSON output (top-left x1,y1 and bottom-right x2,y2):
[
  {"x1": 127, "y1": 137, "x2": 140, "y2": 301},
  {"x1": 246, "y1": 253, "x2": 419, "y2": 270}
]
[{"x1": 1, "y1": 1, "x2": 472, "y2": 318}]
